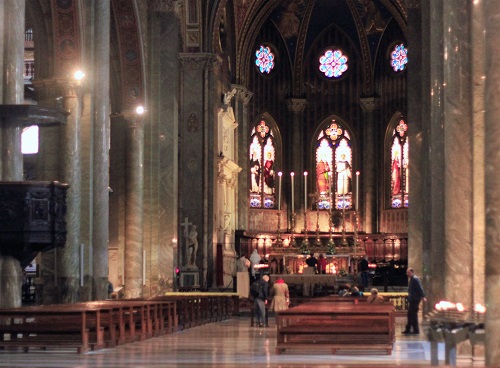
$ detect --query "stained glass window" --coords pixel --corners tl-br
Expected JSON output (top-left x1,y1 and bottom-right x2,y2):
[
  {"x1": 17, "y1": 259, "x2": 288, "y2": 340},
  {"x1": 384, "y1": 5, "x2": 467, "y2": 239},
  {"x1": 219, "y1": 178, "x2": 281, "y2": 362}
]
[
  {"x1": 391, "y1": 44, "x2": 408, "y2": 72},
  {"x1": 315, "y1": 120, "x2": 353, "y2": 210},
  {"x1": 249, "y1": 120, "x2": 276, "y2": 208},
  {"x1": 390, "y1": 119, "x2": 409, "y2": 208},
  {"x1": 255, "y1": 45, "x2": 275, "y2": 74},
  {"x1": 319, "y1": 49, "x2": 348, "y2": 78}
]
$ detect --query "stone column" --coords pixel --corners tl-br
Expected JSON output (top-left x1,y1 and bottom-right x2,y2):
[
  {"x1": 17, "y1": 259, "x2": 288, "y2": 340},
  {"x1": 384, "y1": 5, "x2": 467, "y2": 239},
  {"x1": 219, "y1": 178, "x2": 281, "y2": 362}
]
[
  {"x1": 179, "y1": 53, "x2": 218, "y2": 289},
  {"x1": 58, "y1": 80, "x2": 82, "y2": 303},
  {"x1": 232, "y1": 84, "x2": 252, "y2": 231},
  {"x1": 0, "y1": 0, "x2": 26, "y2": 309},
  {"x1": 1, "y1": 0, "x2": 25, "y2": 179},
  {"x1": 124, "y1": 112, "x2": 144, "y2": 299},
  {"x1": 147, "y1": 3, "x2": 181, "y2": 294},
  {"x1": 359, "y1": 97, "x2": 379, "y2": 234},
  {"x1": 92, "y1": 0, "x2": 111, "y2": 301},
  {"x1": 441, "y1": 0, "x2": 474, "y2": 308},
  {"x1": 406, "y1": 0, "x2": 427, "y2": 284},
  {"x1": 484, "y1": 1, "x2": 500, "y2": 365},
  {"x1": 286, "y1": 98, "x2": 307, "y2": 230}
]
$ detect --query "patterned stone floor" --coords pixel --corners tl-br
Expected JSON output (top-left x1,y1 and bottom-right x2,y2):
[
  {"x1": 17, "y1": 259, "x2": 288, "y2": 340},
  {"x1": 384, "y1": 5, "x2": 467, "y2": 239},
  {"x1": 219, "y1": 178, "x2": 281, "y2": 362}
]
[{"x1": 0, "y1": 316, "x2": 474, "y2": 368}]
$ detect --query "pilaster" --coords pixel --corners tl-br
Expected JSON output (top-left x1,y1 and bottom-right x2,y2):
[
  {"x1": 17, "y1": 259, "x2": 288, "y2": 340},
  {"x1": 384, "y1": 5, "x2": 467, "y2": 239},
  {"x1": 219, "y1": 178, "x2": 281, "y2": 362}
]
[
  {"x1": 359, "y1": 97, "x2": 379, "y2": 234},
  {"x1": 232, "y1": 84, "x2": 252, "y2": 232},
  {"x1": 286, "y1": 98, "x2": 307, "y2": 228}
]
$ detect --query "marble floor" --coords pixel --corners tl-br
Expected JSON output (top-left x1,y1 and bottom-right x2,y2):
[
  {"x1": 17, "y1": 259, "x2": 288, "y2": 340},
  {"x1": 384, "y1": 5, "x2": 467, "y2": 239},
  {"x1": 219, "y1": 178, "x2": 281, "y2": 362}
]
[{"x1": 0, "y1": 316, "x2": 464, "y2": 368}]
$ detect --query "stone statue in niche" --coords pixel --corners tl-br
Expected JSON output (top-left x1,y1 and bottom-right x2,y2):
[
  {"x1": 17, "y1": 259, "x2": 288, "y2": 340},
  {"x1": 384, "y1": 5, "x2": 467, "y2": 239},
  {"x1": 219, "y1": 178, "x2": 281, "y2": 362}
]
[
  {"x1": 184, "y1": 224, "x2": 198, "y2": 268},
  {"x1": 223, "y1": 212, "x2": 231, "y2": 233}
]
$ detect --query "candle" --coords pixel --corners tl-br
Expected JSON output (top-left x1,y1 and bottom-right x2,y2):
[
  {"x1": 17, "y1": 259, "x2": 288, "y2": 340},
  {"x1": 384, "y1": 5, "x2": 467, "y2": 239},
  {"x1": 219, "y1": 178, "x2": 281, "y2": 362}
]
[
  {"x1": 291, "y1": 172, "x2": 295, "y2": 212},
  {"x1": 328, "y1": 173, "x2": 333, "y2": 209},
  {"x1": 304, "y1": 171, "x2": 308, "y2": 210},
  {"x1": 356, "y1": 171, "x2": 360, "y2": 211},
  {"x1": 278, "y1": 172, "x2": 282, "y2": 210}
]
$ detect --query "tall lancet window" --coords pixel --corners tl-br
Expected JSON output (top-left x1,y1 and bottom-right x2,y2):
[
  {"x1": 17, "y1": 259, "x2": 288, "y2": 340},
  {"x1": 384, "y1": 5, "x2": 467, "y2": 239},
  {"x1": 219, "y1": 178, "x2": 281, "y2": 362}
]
[
  {"x1": 390, "y1": 119, "x2": 409, "y2": 208},
  {"x1": 249, "y1": 120, "x2": 276, "y2": 208},
  {"x1": 315, "y1": 121, "x2": 353, "y2": 210}
]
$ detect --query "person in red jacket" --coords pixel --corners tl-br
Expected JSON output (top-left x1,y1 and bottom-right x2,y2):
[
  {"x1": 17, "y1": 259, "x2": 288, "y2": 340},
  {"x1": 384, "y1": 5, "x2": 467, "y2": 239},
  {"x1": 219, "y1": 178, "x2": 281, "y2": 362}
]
[{"x1": 317, "y1": 253, "x2": 327, "y2": 274}]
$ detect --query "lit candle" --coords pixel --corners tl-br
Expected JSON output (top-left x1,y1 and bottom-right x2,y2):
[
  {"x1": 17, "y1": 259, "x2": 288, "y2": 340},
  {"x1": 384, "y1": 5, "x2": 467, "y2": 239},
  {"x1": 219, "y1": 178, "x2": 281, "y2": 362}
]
[
  {"x1": 291, "y1": 172, "x2": 295, "y2": 212},
  {"x1": 278, "y1": 172, "x2": 282, "y2": 210},
  {"x1": 304, "y1": 171, "x2": 308, "y2": 210},
  {"x1": 356, "y1": 171, "x2": 360, "y2": 211}
]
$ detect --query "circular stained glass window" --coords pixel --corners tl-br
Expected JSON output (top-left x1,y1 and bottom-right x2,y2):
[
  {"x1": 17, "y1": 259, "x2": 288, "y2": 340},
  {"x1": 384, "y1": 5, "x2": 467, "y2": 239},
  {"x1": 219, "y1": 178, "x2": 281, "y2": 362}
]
[
  {"x1": 319, "y1": 49, "x2": 348, "y2": 78},
  {"x1": 255, "y1": 45, "x2": 275, "y2": 74},
  {"x1": 391, "y1": 44, "x2": 408, "y2": 72}
]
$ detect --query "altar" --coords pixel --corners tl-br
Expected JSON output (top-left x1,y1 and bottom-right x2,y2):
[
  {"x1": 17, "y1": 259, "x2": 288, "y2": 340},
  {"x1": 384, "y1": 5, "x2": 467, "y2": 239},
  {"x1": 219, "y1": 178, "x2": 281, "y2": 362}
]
[{"x1": 270, "y1": 274, "x2": 338, "y2": 297}]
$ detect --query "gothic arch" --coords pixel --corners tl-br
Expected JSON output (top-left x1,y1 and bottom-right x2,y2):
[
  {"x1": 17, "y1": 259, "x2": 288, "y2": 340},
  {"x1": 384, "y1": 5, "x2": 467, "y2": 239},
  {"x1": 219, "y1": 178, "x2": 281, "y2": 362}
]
[{"x1": 248, "y1": 112, "x2": 282, "y2": 209}]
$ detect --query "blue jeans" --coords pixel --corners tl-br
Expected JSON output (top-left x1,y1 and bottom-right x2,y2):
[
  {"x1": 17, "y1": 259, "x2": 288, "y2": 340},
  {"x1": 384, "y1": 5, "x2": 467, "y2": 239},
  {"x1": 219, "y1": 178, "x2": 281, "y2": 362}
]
[{"x1": 254, "y1": 298, "x2": 265, "y2": 325}]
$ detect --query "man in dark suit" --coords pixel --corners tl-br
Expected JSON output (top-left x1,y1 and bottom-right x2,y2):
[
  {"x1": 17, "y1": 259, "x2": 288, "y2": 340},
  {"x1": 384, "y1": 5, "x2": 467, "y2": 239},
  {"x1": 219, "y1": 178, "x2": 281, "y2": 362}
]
[{"x1": 403, "y1": 268, "x2": 426, "y2": 335}]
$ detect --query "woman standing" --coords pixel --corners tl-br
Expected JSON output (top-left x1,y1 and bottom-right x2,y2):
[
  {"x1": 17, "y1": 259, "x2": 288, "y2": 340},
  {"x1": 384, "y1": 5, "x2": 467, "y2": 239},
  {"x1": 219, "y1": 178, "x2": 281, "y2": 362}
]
[{"x1": 270, "y1": 277, "x2": 290, "y2": 320}]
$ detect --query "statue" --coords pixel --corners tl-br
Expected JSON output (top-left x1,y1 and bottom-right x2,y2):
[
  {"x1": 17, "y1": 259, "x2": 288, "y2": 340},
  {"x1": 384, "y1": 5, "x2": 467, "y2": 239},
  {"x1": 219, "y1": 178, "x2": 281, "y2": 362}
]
[{"x1": 184, "y1": 224, "x2": 198, "y2": 267}]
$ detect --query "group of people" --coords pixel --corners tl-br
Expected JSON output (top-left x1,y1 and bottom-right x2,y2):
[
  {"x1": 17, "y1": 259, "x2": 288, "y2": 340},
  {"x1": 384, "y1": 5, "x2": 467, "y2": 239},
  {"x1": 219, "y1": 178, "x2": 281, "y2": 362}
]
[
  {"x1": 240, "y1": 250, "x2": 427, "y2": 335},
  {"x1": 304, "y1": 253, "x2": 328, "y2": 274},
  {"x1": 250, "y1": 274, "x2": 290, "y2": 327}
]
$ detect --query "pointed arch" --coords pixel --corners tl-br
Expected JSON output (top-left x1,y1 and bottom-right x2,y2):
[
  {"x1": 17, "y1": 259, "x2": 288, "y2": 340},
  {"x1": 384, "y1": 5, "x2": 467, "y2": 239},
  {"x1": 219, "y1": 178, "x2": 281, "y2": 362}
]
[
  {"x1": 312, "y1": 115, "x2": 357, "y2": 210},
  {"x1": 385, "y1": 112, "x2": 409, "y2": 208},
  {"x1": 249, "y1": 113, "x2": 282, "y2": 209}
]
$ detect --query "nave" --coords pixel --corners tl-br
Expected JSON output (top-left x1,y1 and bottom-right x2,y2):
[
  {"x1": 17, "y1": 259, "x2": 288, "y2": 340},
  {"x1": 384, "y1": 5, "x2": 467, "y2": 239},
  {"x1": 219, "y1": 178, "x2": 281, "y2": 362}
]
[{"x1": 0, "y1": 316, "x2": 453, "y2": 368}]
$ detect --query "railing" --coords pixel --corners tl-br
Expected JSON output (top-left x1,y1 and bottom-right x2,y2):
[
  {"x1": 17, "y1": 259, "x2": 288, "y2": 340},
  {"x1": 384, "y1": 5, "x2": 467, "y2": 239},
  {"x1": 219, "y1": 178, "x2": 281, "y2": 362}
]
[{"x1": 380, "y1": 292, "x2": 408, "y2": 313}]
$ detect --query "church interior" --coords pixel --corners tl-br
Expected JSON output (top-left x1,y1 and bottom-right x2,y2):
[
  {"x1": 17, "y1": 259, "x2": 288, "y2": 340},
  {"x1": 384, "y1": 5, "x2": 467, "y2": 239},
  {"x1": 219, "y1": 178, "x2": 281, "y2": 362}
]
[{"x1": 0, "y1": 0, "x2": 499, "y2": 366}]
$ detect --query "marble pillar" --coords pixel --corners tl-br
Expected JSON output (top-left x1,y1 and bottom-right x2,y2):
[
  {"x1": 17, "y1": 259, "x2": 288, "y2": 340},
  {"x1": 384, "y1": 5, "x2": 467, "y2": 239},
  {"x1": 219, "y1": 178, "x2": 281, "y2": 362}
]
[
  {"x1": 124, "y1": 113, "x2": 144, "y2": 299},
  {"x1": 359, "y1": 97, "x2": 379, "y2": 234},
  {"x1": 0, "y1": 0, "x2": 26, "y2": 309},
  {"x1": 232, "y1": 84, "x2": 252, "y2": 232},
  {"x1": 59, "y1": 81, "x2": 82, "y2": 303},
  {"x1": 147, "y1": 7, "x2": 180, "y2": 293},
  {"x1": 286, "y1": 98, "x2": 307, "y2": 230},
  {"x1": 406, "y1": 0, "x2": 426, "y2": 285},
  {"x1": 92, "y1": 0, "x2": 111, "y2": 301},
  {"x1": 484, "y1": 1, "x2": 500, "y2": 365},
  {"x1": 414, "y1": 1, "x2": 481, "y2": 363},
  {"x1": 179, "y1": 53, "x2": 218, "y2": 290},
  {"x1": 442, "y1": 0, "x2": 474, "y2": 306},
  {"x1": 471, "y1": 0, "x2": 485, "y2": 310}
]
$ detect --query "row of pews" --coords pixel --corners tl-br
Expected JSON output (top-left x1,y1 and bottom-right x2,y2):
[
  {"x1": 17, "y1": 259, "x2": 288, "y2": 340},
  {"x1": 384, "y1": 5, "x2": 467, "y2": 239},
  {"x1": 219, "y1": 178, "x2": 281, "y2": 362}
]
[
  {"x1": 275, "y1": 295, "x2": 396, "y2": 355},
  {"x1": 0, "y1": 293, "x2": 237, "y2": 353}
]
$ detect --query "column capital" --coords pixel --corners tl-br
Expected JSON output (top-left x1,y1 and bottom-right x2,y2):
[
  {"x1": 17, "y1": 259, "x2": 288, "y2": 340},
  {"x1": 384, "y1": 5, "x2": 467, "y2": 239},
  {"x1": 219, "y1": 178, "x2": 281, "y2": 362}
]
[
  {"x1": 179, "y1": 53, "x2": 219, "y2": 71},
  {"x1": 287, "y1": 98, "x2": 307, "y2": 113},
  {"x1": 359, "y1": 97, "x2": 380, "y2": 112},
  {"x1": 231, "y1": 84, "x2": 253, "y2": 105},
  {"x1": 32, "y1": 78, "x2": 83, "y2": 102}
]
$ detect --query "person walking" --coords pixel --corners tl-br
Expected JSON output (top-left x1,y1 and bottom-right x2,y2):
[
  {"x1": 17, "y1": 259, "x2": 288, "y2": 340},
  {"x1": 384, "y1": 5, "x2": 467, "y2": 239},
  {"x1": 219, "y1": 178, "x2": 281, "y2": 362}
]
[
  {"x1": 402, "y1": 268, "x2": 426, "y2": 335},
  {"x1": 250, "y1": 274, "x2": 269, "y2": 327}
]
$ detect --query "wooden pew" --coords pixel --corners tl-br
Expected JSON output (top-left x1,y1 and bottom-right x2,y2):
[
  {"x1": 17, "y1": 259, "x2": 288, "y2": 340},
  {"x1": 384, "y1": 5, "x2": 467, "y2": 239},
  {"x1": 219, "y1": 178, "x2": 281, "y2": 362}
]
[
  {"x1": 275, "y1": 301, "x2": 395, "y2": 355},
  {"x1": 0, "y1": 303, "x2": 112, "y2": 353}
]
